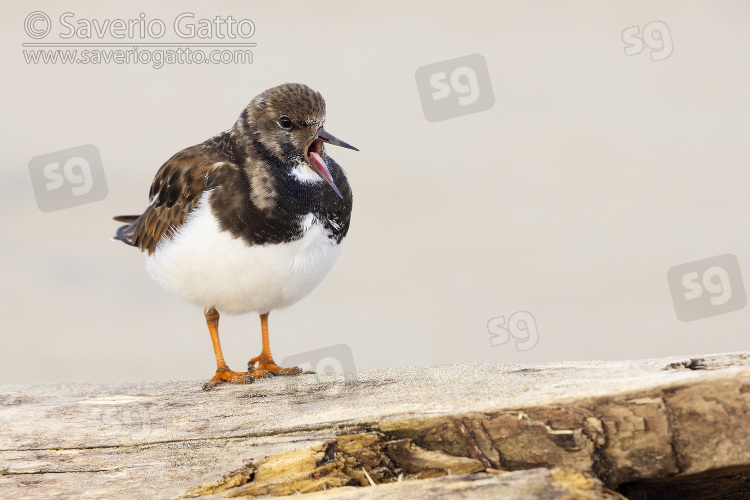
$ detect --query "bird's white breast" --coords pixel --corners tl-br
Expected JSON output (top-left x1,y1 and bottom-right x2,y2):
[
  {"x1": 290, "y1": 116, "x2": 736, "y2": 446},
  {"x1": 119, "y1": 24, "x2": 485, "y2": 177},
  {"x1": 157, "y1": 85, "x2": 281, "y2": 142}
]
[
  {"x1": 145, "y1": 191, "x2": 344, "y2": 314},
  {"x1": 290, "y1": 162, "x2": 324, "y2": 184}
]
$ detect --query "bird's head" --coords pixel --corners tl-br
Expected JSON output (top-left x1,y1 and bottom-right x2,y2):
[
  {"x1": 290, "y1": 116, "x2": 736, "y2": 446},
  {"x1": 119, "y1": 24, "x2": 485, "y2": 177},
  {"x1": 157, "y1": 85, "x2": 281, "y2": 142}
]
[{"x1": 234, "y1": 83, "x2": 358, "y2": 199}]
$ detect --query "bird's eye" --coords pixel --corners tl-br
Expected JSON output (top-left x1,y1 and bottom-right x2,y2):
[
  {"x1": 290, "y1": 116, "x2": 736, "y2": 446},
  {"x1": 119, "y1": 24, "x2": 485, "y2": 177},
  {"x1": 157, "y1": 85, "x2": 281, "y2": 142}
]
[{"x1": 278, "y1": 116, "x2": 292, "y2": 129}]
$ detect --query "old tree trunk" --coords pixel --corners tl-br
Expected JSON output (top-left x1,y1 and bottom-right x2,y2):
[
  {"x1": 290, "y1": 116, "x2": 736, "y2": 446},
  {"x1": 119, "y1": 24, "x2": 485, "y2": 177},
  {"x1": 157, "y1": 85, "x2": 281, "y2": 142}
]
[{"x1": 1, "y1": 353, "x2": 750, "y2": 499}]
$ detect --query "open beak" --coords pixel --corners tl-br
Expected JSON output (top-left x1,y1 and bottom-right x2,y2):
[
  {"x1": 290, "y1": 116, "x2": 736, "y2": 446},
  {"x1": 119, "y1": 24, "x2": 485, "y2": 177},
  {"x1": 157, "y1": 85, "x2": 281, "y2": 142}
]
[
  {"x1": 306, "y1": 128, "x2": 358, "y2": 199},
  {"x1": 317, "y1": 129, "x2": 359, "y2": 152}
]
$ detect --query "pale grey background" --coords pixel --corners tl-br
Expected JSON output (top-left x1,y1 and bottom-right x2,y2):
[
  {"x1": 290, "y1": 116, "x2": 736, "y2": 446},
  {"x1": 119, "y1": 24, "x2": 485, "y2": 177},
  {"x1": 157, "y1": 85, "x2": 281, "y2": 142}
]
[{"x1": 2, "y1": 1, "x2": 749, "y2": 384}]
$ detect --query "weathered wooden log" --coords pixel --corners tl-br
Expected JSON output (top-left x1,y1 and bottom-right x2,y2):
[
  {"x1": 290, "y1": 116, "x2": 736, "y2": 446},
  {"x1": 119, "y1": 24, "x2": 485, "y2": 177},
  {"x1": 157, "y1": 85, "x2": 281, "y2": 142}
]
[{"x1": 1, "y1": 352, "x2": 749, "y2": 499}]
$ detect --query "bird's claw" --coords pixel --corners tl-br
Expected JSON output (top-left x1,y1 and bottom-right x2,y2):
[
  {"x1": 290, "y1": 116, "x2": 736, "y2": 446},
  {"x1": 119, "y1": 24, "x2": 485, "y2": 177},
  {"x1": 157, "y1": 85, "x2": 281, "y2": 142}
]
[
  {"x1": 247, "y1": 359, "x2": 305, "y2": 377},
  {"x1": 202, "y1": 370, "x2": 255, "y2": 390}
]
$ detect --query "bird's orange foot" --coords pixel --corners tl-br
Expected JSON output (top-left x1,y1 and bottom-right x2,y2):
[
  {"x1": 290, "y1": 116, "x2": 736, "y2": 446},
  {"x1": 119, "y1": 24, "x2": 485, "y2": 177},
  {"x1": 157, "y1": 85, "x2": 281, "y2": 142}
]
[
  {"x1": 247, "y1": 357, "x2": 305, "y2": 378},
  {"x1": 202, "y1": 368, "x2": 255, "y2": 391}
]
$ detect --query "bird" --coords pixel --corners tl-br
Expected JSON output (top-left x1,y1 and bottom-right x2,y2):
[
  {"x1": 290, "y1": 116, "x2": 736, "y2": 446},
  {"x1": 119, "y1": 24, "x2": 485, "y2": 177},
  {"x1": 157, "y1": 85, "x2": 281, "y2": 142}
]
[{"x1": 113, "y1": 83, "x2": 357, "y2": 389}]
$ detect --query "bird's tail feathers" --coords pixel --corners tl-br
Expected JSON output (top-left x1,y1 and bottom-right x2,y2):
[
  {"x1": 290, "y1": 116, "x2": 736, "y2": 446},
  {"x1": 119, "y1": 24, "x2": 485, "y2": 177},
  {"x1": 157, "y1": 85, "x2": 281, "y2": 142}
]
[
  {"x1": 113, "y1": 215, "x2": 139, "y2": 223},
  {"x1": 113, "y1": 215, "x2": 141, "y2": 247}
]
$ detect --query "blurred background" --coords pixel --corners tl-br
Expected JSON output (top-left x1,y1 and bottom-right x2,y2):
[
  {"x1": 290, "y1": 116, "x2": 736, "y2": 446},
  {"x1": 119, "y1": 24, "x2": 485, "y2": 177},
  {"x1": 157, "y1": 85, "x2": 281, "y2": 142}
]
[{"x1": 2, "y1": 1, "x2": 749, "y2": 384}]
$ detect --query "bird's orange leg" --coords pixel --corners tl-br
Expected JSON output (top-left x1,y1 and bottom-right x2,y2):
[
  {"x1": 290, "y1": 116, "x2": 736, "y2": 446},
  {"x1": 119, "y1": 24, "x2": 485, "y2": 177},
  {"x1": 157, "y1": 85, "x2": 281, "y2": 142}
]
[
  {"x1": 203, "y1": 308, "x2": 254, "y2": 390},
  {"x1": 247, "y1": 313, "x2": 303, "y2": 377}
]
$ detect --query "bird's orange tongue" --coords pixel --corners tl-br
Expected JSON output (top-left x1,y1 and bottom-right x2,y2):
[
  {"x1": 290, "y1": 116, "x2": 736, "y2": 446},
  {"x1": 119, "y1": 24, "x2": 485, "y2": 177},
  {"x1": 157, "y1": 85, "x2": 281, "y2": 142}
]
[{"x1": 308, "y1": 150, "x2": 343, "y2": 199}]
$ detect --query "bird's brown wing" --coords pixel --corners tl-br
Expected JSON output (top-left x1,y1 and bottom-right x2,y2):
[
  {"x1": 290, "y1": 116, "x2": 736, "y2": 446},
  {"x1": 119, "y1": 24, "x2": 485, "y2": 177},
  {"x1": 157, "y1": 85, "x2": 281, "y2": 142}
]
[{"x1": 115, "y1": 144, "x2": 236, "y2": 255}]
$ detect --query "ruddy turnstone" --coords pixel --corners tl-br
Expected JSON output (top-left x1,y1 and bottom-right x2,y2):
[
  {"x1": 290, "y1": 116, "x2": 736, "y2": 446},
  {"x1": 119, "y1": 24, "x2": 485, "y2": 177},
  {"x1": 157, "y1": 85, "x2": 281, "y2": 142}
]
[{"x1": 113, "y1": 83, "x2": 357, "y2": 389}]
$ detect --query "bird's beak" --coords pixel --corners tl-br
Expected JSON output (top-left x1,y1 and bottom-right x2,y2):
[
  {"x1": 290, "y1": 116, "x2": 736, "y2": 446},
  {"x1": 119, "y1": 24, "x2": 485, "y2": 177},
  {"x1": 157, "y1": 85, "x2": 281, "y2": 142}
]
[
  {"x1": 306, "y1": 128, "x2": 358, "y2": 199},
  {"x1": 317, "y1": 128, "x2": 359, "y2": 152}
]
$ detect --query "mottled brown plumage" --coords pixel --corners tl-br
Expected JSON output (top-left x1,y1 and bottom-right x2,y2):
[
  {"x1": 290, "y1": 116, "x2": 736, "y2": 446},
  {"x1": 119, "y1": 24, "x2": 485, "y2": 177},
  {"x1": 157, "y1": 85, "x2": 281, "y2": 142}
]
[
  {"x1": 118, "y1": 141, "x2": 238, "y2": 254},
  {"x1": 115, "y1": 83, "x2": 354, "y2": 255}
]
